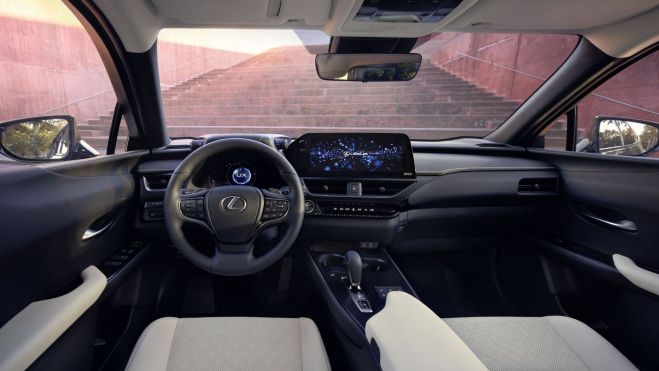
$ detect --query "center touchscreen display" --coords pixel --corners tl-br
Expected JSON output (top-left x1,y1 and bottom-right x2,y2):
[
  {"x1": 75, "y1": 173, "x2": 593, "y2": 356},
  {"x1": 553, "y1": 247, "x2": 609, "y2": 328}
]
[{"x1": 286, "y1": 133, "x2": 415, "y2": 178}]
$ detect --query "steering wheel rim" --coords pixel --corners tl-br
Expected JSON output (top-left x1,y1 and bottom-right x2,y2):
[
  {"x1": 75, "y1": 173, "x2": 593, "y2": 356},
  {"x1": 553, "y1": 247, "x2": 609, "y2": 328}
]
[{"x1": 164, "y1": 138, "x2": 304, "y2": 276}]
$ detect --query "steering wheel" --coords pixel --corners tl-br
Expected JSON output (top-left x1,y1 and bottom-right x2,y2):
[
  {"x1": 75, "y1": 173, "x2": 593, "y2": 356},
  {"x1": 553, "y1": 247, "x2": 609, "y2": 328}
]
[{"x1": 164, "y1": 138, "x2": 305, "y2": 276}]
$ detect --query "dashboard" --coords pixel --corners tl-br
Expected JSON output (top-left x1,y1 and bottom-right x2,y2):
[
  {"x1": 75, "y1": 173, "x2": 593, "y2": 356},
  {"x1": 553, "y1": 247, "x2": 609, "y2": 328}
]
[{"x1": 139, "y1": 133, "x2": 560, "y2": 246}]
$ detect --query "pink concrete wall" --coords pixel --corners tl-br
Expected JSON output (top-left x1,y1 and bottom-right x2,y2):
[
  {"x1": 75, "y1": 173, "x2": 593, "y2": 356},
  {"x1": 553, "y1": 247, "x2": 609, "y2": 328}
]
[
  {"x1": 429, "y1": 32, "x2": 659, "y2": 134},
  {"x1": 0, "y1": 16, "x2": 114, "y2": 124},
  {"x1": 577, "y1": 51, "x2": 659, "y2": 132},
  {"x1": 0, "y1": 16, "x2": 252, "y2": 126},
  {"x1": 428, "y1": 32, "x2": 578, "y2": 102},
  {"x1": 157, "y1": 43, "x2": 252, "y2": 88}
]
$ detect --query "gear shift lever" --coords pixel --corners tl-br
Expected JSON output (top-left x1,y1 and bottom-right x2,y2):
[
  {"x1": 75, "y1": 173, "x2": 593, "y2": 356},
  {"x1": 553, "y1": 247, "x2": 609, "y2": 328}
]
[
  {"x1": 345, "y1": 250, "x2": 371, "y2": 312},
  {"x1": 346, "y1": 250, "x2": 363, "y2": 290}
]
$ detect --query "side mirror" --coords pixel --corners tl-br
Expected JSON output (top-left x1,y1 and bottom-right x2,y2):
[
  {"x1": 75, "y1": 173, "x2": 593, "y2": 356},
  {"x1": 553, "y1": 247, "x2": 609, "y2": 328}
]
[
  {"x1": 0, "y1": 115, "x2": 96, "y2": 161},
  {"x1": 315, "y1": 53, "x2": 422, "y2": 82},
  {"x1": 587, "y1": 116, "x2": 659, "y2": 157}
]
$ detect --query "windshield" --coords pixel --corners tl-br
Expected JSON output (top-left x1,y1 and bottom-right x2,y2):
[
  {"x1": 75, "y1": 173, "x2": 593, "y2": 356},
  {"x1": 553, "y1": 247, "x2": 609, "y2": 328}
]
[{"x1": 157, "y1": 30, "x2": 577, "y2": 140}]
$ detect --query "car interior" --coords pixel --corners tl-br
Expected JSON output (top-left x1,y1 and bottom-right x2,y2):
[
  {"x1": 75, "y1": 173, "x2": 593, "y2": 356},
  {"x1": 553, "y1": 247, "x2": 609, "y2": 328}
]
[{"x1": 1, "y1": 0, "x2": 659, "y2": 370}]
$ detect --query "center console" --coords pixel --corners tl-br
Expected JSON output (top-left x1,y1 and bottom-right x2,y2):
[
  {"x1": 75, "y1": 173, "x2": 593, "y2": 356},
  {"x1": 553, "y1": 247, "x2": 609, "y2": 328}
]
[
  {"x1": 288, "y1": 133, "x2": 419, "y2": 338},
  {"x1": 307, "y1": 241, "x2": 417, "y2": 336}
]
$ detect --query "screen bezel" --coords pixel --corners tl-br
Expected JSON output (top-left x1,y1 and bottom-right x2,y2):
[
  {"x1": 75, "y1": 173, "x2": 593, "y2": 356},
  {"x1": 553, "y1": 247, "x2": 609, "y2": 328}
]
[{"x1": 285, "y1": 133, "x2": 416, "y2": 178}]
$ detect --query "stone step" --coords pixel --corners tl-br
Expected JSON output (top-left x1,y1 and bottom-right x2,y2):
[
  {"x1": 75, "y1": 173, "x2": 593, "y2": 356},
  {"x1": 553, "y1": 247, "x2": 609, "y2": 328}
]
[
  {"x1": 162, "y1": 126, "x2": 491, "y2": 140},
  {"x1": 176, "y1": 74, "x2": 452, "y2": 87},
  {"x1": 165, "y1": 80, "x2": 470, "y2": 94},
  {"x1": 175, "y1": 81, "x2": 479, "y2": 94},
  {"x1": 174, "y1": 85, "x2": 487, "y2": 99},
  {"x1": 163, "y1": 114, "x2": 508, "y2": 129},
  {"x1": 163, "y1": 102, "x2": 518, "y2": 116},
  {"x1": 163, "y1": 93, "x2": 507, "y2": 106},
  {"x1": 183, "y1": 71, "x2": 454, "y2": 83}
]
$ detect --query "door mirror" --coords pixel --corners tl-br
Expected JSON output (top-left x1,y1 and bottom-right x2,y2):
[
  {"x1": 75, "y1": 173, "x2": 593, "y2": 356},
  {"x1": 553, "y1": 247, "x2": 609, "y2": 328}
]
[
  {"x1": 315, "y1": 53, "x2": 422, "y2": 82},
  {"x1": 592, "y1": 117, "x2": 659, "y2": 157},
  {"x1": 0, "y1": 116, "x2": 75, "y2": 160},
  {"x1": 578, "y1": 116, "x2": 659, "y2": 157}
]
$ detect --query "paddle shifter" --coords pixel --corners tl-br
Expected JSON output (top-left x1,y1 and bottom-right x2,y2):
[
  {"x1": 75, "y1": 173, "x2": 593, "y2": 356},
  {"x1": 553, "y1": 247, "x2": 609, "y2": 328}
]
[{"x1": 345, "y1": 250, "x2": 372, "y2": 313}]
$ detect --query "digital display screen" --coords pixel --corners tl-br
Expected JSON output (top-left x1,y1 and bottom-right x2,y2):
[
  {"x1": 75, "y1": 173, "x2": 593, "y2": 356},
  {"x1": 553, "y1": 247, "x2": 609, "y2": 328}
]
[{"x1": 286, "y1": 133, "x2": 415, "y2": 178}]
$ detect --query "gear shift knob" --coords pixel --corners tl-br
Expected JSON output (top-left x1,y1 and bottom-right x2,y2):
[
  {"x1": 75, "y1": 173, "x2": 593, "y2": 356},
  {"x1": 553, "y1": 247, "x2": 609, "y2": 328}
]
[{"x1": 345, "y1": 250, "x2": 362, "y2": 289}]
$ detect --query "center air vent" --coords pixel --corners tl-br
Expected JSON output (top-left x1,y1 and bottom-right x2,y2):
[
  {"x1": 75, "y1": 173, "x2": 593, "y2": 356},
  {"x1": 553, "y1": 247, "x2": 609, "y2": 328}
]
[
  {"x1": 143, "y1": 173, "x2": 172, "y2": 191},
  {"x1": 304, "y1": 179, "x2": 415, "y2": 196},
  {"x1": 518, "y1": 178, "x2": 559, "y2": 194},
  {"x1": 304, "y1": 179, "x2": 348, "y2": 195},
  {"x1": 362, "y1": 180, "x2": 415, "y2": 196}
]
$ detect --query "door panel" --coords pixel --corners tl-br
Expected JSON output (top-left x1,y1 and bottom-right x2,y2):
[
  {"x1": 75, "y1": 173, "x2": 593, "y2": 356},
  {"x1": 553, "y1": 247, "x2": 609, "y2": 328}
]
[
  {"x1": 528, "y1": 150, "x2": 659, "y2": 271},
  {"x1": 526, "y1": 149, "x2": 659, "y2": 369},
  {"x1": 0, "y1": 152, "x2": 145, "y2": 326}
]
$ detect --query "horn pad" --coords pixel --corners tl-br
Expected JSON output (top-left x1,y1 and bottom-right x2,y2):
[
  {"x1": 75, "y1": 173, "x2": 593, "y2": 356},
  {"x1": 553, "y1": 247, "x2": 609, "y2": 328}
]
[{"x1": 206, "y1": 186, "x2": 262, "y2": 244}]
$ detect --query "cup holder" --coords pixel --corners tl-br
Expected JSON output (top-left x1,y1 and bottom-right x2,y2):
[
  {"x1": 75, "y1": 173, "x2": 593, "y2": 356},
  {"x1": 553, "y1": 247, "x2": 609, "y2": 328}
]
[{"x1": 317, "y1": 253, "x2": 391, "y2": 272}]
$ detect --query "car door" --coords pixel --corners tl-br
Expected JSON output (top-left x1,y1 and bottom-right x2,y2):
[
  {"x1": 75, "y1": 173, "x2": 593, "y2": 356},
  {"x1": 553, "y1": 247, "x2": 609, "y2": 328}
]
[
  {"x1": 525, "y1": 46, "x2": 659, "y2": 370},
  {"x1": 0, "y1": 2, "x2": 147, "y2": 370}
]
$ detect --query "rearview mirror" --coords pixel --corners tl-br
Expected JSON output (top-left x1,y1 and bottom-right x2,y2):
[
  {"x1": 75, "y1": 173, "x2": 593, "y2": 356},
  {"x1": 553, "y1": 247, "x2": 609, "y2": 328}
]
[
  {"x1": 0, "y1": 116, "x2": 74, "y2": 160},
  {"x1": 581, "y1": 116, "x2": 659, "y2": 157},
  {"x1": 315, "y1": 53, "x2": 422, "y2": 82}
]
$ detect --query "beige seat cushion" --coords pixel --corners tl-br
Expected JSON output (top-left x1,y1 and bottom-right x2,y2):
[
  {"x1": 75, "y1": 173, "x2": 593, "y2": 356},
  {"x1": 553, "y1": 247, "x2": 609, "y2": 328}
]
[
  {"x1": 366, "y1": 292, "x2": 637, "y2": 371},
  {"x1": 445, "y1": 316, "x2": 638, "y2": 371},
  {"x1": 125, "y1": 317, "x2": 331, "y2": 371}
]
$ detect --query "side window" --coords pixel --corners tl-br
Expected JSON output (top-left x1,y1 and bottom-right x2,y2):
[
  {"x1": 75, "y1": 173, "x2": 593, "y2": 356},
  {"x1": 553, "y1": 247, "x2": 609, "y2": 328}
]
[
  {"x1": 536, "y1": 48, "x2": 659, "y2": 158},
  {"x1": 114, "y1": 117, "x2": 130, "y2": 154},
  {"x1": 0, "y1": 0, "x2": 123, "y2": 161},
  {"x1": 535, "y1": 115, "x2": 569, "y2": 151}
]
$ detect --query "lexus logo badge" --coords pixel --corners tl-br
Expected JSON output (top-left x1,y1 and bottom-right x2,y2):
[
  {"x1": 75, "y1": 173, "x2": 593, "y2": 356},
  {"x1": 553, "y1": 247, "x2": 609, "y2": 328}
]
[{"x1": 220, "y1": 196, "x2": 247, "y2": 214}]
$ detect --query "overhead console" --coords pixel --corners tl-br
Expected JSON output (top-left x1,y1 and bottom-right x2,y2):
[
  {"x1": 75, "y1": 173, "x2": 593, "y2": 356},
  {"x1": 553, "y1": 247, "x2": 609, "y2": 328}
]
[
  {"x1": 327, "y1": 0, "x2": 478, "y2": 38},
  {"x1": 354, "y1": 0, "x2": 464, "y2": 24}
]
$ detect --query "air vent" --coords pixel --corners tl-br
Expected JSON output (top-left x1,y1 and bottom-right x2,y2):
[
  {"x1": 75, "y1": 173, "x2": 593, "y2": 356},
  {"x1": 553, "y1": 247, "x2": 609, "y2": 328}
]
[
  {"x1": 518, "y1": 178, "x2": 559, "y2": 194},
  {"x1": 304, "y1": 179, "x2": 348, "y2": 195},
  {"x1": 362, "y1": 180, "x2": 415, "y2": 196},
  {"x1": 143, "y1": 173, "x2": 172, "y2": 191}
]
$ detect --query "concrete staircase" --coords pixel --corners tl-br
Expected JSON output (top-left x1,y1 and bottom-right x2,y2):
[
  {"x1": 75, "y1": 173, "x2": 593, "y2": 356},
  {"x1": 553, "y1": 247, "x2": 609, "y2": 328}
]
[{"x1": 78, "y1": 46, "x2": 542, "y2": 149}]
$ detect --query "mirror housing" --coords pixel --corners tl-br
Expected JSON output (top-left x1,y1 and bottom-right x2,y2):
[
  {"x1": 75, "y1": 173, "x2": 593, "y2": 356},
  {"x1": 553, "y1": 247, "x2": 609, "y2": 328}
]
[
  {"x1": 315, "y1": 53, "x2": 422, "y2": 82},
  {"x1": 0, "y1": 115, "x2": 97, "y2": 161},
  {"x1": 578, "y1": 116, "x2": 659, "y2": 157}
]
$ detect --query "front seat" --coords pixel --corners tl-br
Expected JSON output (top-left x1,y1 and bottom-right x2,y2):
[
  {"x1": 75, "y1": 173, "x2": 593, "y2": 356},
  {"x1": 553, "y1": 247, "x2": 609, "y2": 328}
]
[
  {"x1": 366, "y1": 292, "x2": 637, "y2": 371},
  {"x1": 125, "y1": 317, "x2": 331, "y2": 371}
]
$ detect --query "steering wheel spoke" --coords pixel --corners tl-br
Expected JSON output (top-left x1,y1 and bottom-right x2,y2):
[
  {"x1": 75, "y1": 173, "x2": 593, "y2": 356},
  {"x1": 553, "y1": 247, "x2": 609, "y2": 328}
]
[
  {"x1": 178, "y1": 190, "x2": 211, "y2": 228},
  {"x1": 260, "y1": 190, "x2": 291, "y2": 225},
  {"x1": 210, "y1": 246, "x2": 255, "y2": 275}
]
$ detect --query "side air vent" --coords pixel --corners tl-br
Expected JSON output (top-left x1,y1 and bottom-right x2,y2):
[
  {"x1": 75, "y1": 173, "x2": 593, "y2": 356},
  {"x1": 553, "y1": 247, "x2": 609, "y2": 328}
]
[
  {"x1": 518, "y1": 178, "x2": 559, "y2": 194},
  {"x1": 304, "y1": 179, "x2": 348, "y2": 195},
  {"x1": 362, "y1": 180, "x2": 415, "y2": 196},
  {"x1": 143, "y1": 173, "x2": 172, "y2": 191}
]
